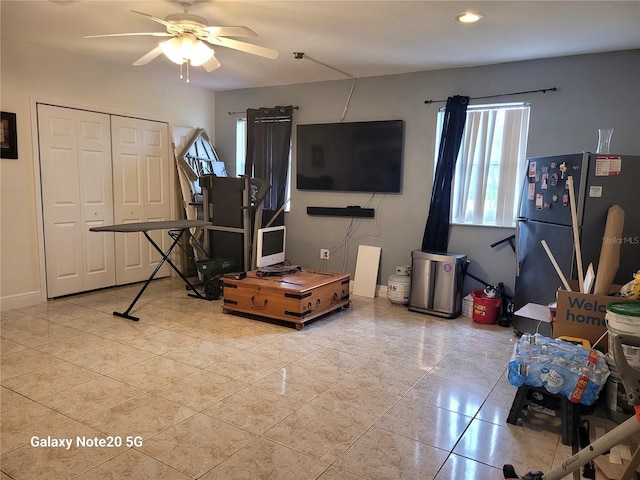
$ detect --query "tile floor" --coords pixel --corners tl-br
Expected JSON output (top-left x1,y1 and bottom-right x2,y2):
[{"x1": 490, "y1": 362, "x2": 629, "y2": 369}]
[{"x1": 0, "y1": 277, "x2": 616, "y2": 479}]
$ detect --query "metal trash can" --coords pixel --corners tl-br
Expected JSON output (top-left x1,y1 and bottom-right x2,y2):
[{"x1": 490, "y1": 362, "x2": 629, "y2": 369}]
[{"x1": 408, "y1": 250, "x2": 467, "y2": 318}]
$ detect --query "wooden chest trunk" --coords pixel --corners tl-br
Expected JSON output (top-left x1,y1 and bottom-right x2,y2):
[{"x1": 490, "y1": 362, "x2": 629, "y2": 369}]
[{"x1": 222, "y1": 270, "x2": 350, "y2": 329}]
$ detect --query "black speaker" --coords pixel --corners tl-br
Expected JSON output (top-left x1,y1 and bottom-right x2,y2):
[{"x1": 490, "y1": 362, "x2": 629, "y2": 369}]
[{"x1": 307, "y1": 206, "x2": 375, "y2": 218}]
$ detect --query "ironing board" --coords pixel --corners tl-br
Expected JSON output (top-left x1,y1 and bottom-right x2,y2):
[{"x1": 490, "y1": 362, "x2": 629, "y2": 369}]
[{"x1": 90, "y1": 220, "x2": 211, "y2": 321}]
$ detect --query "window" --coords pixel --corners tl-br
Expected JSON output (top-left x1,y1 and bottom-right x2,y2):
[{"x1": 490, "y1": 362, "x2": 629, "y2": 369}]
[
  {"x1": 435, "y1": 102, "x2": 530, "y2": 227},
  {"x1": 235, "y1": 117, "x2": 246, "y2": 176}
]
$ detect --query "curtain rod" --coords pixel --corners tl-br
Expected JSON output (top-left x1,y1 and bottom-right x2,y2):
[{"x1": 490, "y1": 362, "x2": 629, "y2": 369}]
[
  {"x1": 424, "y1": 87, "x2": 557, "y2": 104},
  {"x1": 228, "y1": 106, "x2": 299, "y2": 115}
]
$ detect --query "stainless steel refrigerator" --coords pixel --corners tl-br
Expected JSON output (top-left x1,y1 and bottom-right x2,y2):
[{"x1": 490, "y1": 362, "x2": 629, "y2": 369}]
[{"x1": 513, "y1": 152, "x2": 640, "y2": 334}]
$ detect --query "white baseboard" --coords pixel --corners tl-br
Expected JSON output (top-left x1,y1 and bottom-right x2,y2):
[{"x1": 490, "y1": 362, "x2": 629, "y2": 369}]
[{"x1": 0, "y1": 290, "x2": 45, "y2": 312}]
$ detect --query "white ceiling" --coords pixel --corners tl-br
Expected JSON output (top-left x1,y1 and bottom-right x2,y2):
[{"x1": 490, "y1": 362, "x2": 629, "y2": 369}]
[{"x1": 2, "y1": 1, "x2": 639, "y2": 91}]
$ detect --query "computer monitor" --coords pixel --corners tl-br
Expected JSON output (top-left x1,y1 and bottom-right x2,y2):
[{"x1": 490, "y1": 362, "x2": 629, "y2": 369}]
[{"x1": 256, "y1": 225, "x2": 286, "y2": 268}]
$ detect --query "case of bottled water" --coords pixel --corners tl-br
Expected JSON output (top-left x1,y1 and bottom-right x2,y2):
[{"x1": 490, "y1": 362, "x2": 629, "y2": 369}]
[{"x1": 507, "y1": 333, "x2": 610, "y2": 406}]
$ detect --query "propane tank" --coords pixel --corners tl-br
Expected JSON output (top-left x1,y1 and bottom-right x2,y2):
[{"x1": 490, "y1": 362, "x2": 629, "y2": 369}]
[{"x1": 387, "y1": 265, "x2": 411, "y2": 305}]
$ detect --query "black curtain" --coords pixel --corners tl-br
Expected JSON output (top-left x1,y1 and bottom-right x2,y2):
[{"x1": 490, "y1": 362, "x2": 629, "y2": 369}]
[
  {"x1": 245, "y1": 106, "x2": 293, "y2": 226},
  {"x1": 421, "y1": 95, "x2": 469, "y2": 252}
]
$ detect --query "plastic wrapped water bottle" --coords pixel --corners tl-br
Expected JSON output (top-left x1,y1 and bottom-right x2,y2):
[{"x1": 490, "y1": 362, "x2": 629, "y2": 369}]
[{"x1": 507, "y1": 333, "x2": 610, "y2": 405}]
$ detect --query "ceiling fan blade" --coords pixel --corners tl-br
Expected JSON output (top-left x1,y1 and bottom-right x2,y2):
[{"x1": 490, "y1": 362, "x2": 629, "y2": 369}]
[
  {"x1": 204, "y1": 26, "x2": 257, "y2": 38},
  {"x1": 133, "y1": 46, "x2": 163, "y2": 66},
  {"x1": 84, "y1": 32, "x2": 172, "y2": 39},
  {"x1": 205, "y1": 37, "x2": 279, "y2": 60},
  {"x1": 202, "y1": 56, "x2": 221, "y2": 73},
  {"x1": 131, "y1": 10, "x2": 174, "y2": 29}
]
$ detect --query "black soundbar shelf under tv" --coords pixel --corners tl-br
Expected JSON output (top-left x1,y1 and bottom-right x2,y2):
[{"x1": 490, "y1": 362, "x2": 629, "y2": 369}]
[{"x1": 307, "y1": 206, "x2": 375, "y2": 218}]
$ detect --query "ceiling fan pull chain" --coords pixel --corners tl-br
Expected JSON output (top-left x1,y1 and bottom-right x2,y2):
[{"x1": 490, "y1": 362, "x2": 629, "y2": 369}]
[{"x1": 180, "y1": 62, "x2": 184, "y2": 80}]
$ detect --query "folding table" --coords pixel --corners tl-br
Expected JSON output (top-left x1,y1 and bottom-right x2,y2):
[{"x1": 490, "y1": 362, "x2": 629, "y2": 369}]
[{"x1": 90, "y1": 220, "x2": 211, "y2": 321}]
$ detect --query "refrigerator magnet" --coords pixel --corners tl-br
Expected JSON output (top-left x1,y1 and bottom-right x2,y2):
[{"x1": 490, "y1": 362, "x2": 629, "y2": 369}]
[
  {"x1": 563, "y1": 193, "x2": 569, "y2": 206},
  {"x1": 528, "y1": 183, "x2": 535, "y2": 200},
  {"x1": 528, "y1": 161, "x2": 537, "y2": 177},
  {"x1": 551, "y1": 173, "x2": 558, "y2": 187},
  {"x1": 559, "y1": 162, "x2": 567, "y2": 178},
  {"x1": 589, "y1": 185, "x2": 603, "y2": 198},
  {"x1": 552, "y1": 194, "x2": 558, "y2": 202},
  {"x1": 536, "y1": 193, "x2": 544, "y2": 209},
  {"x1": 541, "y1": 173, "x2": 549, "y2": 189},
  {"x1": 595, "y1": 156, "x2": 622, "y2": 176}
]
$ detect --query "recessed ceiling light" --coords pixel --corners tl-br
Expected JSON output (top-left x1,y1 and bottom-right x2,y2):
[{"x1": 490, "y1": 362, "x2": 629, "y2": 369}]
[{"x1": 456, "y1": 12, "x2": 484, "y2": 23}]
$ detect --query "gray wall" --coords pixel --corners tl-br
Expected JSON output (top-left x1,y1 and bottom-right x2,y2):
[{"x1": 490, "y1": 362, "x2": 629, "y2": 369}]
[{"x1": 214, "y1": 50, "x2": 640, "y2": 297}]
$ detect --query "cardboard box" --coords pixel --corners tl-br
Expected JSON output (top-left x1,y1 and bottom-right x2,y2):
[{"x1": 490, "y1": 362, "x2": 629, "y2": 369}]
[{"x1": 554, "y1": 281, "x2": 635, "y2": 351}]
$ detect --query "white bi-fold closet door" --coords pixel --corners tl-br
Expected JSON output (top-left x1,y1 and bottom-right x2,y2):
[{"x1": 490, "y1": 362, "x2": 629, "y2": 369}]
[
  {"x1": 38, "y1": 104, "x2": 172, "y2": 298},
  {"x1": 110, "y1": 115, "x2": 172, "y2": 286}
]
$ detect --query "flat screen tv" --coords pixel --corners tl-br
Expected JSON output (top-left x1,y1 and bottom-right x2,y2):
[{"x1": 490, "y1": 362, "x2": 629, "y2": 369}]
[
  {"x1": 256, "y1": 225, "x2": 286, "y2": 268},
  {"x1": 296, "y1": 120, "x2": 404, "y2": 193}
]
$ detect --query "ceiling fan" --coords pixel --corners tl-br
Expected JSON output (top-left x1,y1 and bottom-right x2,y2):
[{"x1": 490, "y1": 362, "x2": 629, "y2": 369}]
[{"x1": 85, "y1": 2, "x2": 279, "y2": 82}]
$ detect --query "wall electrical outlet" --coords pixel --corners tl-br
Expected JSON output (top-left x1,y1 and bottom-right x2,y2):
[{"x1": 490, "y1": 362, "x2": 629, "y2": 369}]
[{"x1": 320, "y1": 249, "x2": 330, "y2": 260}]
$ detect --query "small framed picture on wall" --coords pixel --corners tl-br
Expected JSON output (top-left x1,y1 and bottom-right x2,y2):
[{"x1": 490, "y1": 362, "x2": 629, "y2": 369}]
[{"x1": 1, "y1": 112, "x2": 18, "y2": 159}]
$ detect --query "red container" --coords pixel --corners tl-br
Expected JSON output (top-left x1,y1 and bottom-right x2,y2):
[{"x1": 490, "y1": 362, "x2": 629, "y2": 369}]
[{"x1": 472, "y1": 290, "x2": 502, "y2": 324}]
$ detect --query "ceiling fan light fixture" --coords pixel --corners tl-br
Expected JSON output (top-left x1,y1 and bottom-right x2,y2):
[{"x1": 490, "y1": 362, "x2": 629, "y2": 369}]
[
  {"x1": 189, "y1": 41, "x2": 214, "y2": 66},
  {"x1": 456, "y1": 11, "x2": 483, "y2": 23},
  {"x1": 160, "y1": 34, "x2": 213, "y2": 66},
  {"x1": 178, "y1": 33, "x2": 197, "y2": 59},
  {"x1": 160, "y1": 37, "x2": 184, "y2": 64}
]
